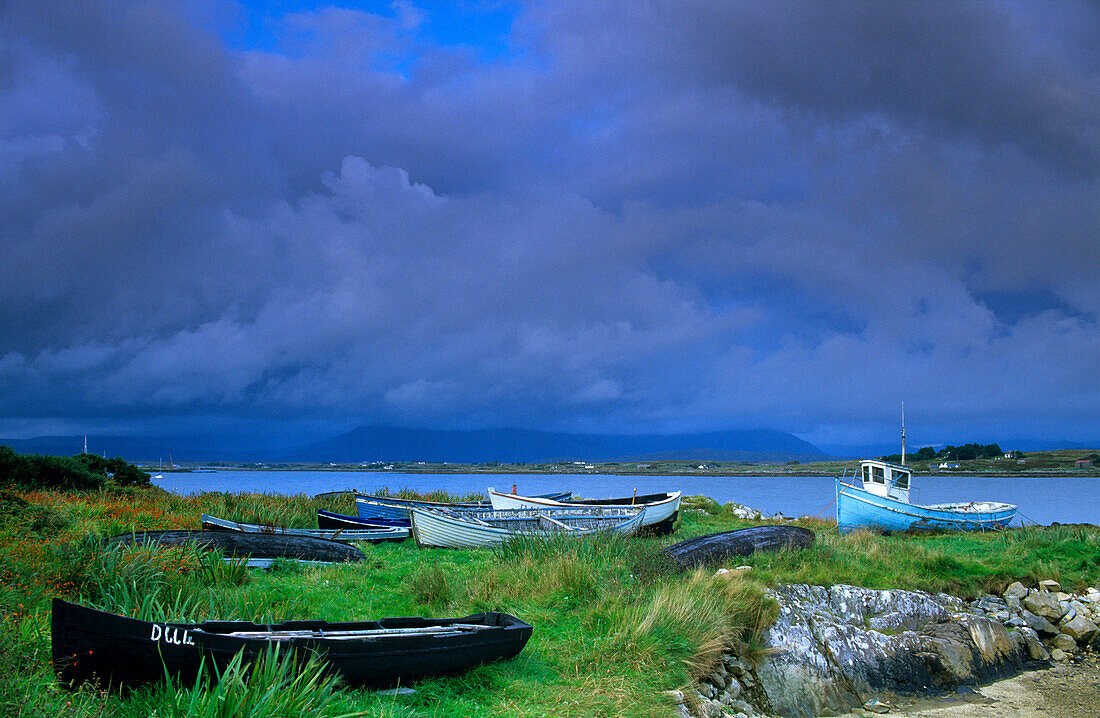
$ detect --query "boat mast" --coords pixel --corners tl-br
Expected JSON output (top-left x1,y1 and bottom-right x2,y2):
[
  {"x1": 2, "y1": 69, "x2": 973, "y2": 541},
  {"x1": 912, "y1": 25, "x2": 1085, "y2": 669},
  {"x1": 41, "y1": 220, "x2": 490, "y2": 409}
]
[{"x1": 901, "y1": 402, "x2": 906, "y2": 466}]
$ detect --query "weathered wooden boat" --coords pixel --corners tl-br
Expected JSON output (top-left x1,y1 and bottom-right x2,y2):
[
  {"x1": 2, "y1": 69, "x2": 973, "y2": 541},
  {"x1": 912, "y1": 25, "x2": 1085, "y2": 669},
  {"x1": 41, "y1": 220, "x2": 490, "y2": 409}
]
[
  {"x1": 106, "y1": 530, "x2": 364, "y2": 562},
  {"x1": 354, "y1": 491, "x2": 572, "y2": 522},
  {"x1": 410, "y1": 505, "x2": 647, "y2": 549},
  {"x1": 487, "y1": 488, "x2": 682, "y2": 535},
  {"x1": 316, "y1": 508, "x2": 410, "y2": 530},
  {"x1": 201, "y1": 514, "x2": 408, "y2": 543},
  {"x1": 52, "y1": 598, "x2": 532, "y2": 689},
  {"x1": 662, "y1": 526, "x2": 816, "y2": 569},
  {"x1": 836, "y1": 458, "x2": 1016, "y2": 533}
]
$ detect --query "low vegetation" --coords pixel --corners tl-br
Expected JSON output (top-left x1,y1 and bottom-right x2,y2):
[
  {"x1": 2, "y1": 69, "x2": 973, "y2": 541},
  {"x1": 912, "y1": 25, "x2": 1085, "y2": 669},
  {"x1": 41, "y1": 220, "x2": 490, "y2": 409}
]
[
  {"x1": 0, "y1": 452, "x2": 1098, "y2": 717},
  {"x1": 0, "y1": 446, "x2": 150, "y2": 490}
]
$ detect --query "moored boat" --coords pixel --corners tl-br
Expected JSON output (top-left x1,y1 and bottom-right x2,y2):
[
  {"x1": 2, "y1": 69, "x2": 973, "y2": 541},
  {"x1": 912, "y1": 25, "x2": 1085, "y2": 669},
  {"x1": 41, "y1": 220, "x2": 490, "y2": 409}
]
[
  {"x1": 52, "y1": 598, "x2": 532, "y2": 689},
  {"x1": 201, "y1": 514, "x2": 408, "y2": 543},
  {"x1": 836, "y1": 458, "x2": 1016, "y2": 533},
  {"x1": 487, "y1": 488, "x2": 681, "y2": 535},
  {"x1": 410, "y1": 505, "x2": 647, "y2": 549}
]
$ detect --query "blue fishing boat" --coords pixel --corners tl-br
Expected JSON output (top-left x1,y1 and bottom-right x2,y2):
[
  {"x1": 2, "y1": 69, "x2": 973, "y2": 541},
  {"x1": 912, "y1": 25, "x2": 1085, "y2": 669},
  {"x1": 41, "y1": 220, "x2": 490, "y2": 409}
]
[{"x1": 836, "y1": 458, "x2": 1016, "y2": 533}]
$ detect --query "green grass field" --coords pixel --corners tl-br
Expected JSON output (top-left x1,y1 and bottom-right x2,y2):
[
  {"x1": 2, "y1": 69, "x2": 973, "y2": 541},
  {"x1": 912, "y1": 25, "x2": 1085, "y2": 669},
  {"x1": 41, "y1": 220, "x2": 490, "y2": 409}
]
[{"x1": 1, "y1": 487, "x2": 1098, "y2": 717}]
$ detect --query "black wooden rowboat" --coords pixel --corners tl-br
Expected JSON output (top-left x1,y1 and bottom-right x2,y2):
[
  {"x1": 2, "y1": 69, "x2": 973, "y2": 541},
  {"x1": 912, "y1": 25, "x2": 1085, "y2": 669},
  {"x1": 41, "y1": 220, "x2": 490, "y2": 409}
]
[
  {"x1": 106, "y1": 530, "x2": 364, "y2": 563},
  {"x1": 52, "y1": 599, "x2": 533, "y2": 689}
]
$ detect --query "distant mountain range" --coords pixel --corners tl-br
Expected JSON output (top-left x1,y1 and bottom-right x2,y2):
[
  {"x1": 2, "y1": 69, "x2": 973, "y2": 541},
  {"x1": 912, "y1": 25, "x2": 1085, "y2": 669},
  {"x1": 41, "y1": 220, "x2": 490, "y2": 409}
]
[{"x1": 1, "y1": 426, "x2": 829, "y2": 464}]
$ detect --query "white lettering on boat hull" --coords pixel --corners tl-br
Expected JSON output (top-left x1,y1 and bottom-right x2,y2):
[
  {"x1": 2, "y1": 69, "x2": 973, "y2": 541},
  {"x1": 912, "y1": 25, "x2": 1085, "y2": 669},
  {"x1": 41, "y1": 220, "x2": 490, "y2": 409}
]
[{"x1": 149, "y1": 624, "x2": 195, "y2": 646}]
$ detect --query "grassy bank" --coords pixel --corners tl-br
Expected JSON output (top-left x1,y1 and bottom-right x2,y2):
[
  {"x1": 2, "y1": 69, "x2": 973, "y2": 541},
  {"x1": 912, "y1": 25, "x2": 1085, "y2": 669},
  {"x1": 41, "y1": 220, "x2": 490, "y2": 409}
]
[{"x1": 1, "y1": 489, "x2": 1099, "y2": 717}]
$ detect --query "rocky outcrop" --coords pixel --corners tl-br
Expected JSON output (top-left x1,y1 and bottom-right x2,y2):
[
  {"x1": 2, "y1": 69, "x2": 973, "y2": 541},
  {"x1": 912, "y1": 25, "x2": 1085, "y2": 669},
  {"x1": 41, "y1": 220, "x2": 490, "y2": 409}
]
[
  {"x1": 675, "y1": 580, "x2": 1100, "y2": 718},
  {"x1": 753, "y1": 584, "x2": 1032, "y2": 717},
  {"x1": 983, "y1": 581, "x2": 1100, "y2": 661}
]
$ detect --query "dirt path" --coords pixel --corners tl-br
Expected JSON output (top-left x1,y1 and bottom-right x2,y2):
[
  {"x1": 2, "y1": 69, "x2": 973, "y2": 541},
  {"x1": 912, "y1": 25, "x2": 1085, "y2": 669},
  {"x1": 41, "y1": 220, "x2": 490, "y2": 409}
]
[{"x1": 845, "y1": 654, "x2": 1100, "y2": 717}]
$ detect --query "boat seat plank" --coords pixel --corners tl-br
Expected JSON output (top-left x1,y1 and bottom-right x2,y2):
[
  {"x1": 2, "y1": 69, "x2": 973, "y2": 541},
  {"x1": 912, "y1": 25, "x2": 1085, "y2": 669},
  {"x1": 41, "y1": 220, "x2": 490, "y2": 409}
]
[
  {"x1": 538, "y1": 515, "x2": 577, "y2": 531},
  {"x1": 224, "y1": 624, "x2": 493, "y2": 640}
]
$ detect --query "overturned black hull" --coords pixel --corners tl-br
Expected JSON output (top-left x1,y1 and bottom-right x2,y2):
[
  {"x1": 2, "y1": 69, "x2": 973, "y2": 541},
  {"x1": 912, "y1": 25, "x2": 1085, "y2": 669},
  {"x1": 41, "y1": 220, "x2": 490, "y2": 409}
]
[
  {"x1": 663, "y1": 525, "x2": 816, "y2": 569},
  {"x1": 52, "y1": 599, "x2": 533, "y2": 689},
  {"x1": 106, "y1": 530, "x2": 365, "y2": 562}
]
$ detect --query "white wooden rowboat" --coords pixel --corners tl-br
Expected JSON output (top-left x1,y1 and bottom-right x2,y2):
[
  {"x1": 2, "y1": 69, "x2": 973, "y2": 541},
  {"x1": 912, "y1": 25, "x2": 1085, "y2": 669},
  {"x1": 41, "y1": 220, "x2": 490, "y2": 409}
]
[
  {"x1": 410, "y1": 505, "x2": 647, "y2": 549},
  {"x1": 487, "y1": 488, "x2": 681, "y2": 531}
]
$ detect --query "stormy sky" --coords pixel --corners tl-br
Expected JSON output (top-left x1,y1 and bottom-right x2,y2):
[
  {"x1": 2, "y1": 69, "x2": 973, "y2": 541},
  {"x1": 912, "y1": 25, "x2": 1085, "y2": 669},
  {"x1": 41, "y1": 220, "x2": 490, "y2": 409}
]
[{"x1": 1, "y1": 0, "x2": 1097, "y2": 453}]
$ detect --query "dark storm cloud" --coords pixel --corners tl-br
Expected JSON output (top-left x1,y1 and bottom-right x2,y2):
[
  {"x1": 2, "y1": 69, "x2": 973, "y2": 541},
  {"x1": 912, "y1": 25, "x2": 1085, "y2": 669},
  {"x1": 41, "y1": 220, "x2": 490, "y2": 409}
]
[{"x1": 0, "y1": 0, "x2": 1097, "y2": 447}]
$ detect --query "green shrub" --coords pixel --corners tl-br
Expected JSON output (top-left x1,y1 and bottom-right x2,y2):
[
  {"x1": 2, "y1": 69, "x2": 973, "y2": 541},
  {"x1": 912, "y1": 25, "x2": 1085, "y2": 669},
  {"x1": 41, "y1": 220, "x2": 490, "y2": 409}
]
[{"x1": 0, "y1": 446, "x2": 149, "y2": 491}]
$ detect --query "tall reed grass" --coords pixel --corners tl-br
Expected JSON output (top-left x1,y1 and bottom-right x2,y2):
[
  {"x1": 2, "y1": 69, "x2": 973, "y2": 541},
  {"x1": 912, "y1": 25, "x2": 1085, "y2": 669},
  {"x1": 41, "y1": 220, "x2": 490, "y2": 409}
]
[{"x1": 156, "y1": 648, "x2": 366, "y2": 718}]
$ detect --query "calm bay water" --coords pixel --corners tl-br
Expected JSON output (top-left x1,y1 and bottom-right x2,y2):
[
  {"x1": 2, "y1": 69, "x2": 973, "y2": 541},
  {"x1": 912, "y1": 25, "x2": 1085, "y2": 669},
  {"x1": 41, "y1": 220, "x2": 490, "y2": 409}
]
[{"x1": 152, "y1": 471, "x2": 1100, "y2": 526}]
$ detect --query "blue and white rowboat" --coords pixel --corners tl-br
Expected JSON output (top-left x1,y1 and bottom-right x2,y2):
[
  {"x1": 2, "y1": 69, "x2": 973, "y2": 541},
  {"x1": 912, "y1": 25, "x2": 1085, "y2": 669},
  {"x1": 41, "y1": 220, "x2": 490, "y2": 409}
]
[
  {"x1": 355, "y1": 491, "x2": 572, "y2": 523},
  {"x1": 836, "y1": 459, "x2": 1016, "y2": 533}
]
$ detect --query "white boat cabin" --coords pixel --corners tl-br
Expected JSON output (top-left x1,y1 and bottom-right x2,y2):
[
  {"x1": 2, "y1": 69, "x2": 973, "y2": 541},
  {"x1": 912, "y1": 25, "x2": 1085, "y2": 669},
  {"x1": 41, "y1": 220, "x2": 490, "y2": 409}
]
[{"x1": 858, "y1": 459, "x2": 911, "y2": 503}]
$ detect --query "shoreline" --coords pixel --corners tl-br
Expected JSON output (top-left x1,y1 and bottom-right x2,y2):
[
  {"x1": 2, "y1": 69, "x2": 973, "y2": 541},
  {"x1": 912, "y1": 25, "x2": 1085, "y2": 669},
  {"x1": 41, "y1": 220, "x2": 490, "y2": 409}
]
[
  {"x1": 150, "y1": 467, "x2": 1100, "y2": 478},
  {"x1": 862, "y1": 654, "x2": 1100, "y2": 717}
]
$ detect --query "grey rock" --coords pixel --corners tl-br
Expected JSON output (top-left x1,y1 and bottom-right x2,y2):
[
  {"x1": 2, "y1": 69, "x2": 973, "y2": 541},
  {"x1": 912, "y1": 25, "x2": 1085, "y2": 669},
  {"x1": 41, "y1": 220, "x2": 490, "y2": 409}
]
[
  {"x1": 963, "y1": 616, "x2": 1018, "y2": 664},
  {"x1": 1017, "y1": 627, "x2": 1050, "y2": 661},
  {"x1": 664, "y1": 689, "x2": 686, "y2": 705},
  {"x1": 1021, "y1": 609, "x2": 1059, "y2": 635},
  {"x1": 1052, "y1": 633, "x2": 1077, "y2": 652},
  {"x1": 1070, "y1": 600, "x2": 1092, "y2": 621},
  {"x1": 725, "y1": 677, "x2": 742, "y2": 700},
  {"x1": 976, "y1": 595, "x2": 1006, "y2": 614},
  {"x1": 1005, "y1": 595, "x2": 1022, "y2": 612},
  {"x1": 1038, "y1": 579, "x2": 1061, "y2": 593},
  {"x1": 756, "y1": 584, "x2": 1025, "y2": 718},
  {"x1": 1003, "y1": 582, "x2": 1028, "y2": 600},
  {"x1": 1060, "y1": 614, "x2": 1099, "y2": 644},
  {"x1": 1023, "y1": 591, "x2": 1064, "y2": 620},
  {"x1": 1051, "y1": 648, "x2": 1068, "y2": 661}
]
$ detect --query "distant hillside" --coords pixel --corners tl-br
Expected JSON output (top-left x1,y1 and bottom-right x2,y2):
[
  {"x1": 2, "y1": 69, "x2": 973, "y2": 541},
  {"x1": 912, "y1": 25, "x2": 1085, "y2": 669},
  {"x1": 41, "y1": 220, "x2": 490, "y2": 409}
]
[
  {"x1": 0, "y1": 436, "x2": 262, "y2": 464},
  {"x1": 284, "y1": 426, "x2": 828, "y2": 464}
]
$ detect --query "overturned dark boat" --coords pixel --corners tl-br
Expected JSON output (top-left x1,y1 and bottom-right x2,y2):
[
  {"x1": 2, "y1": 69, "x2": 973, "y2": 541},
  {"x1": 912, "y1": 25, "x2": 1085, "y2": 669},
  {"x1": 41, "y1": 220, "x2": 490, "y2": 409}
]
[
  {"x1": 106, "y1": 530, "x2": 364, "y2": 563},
  {"x1": 52, "y1": 599, "x2": 533, "y2": 689},
  {"x1": 201, "y1": 514, "x2": 408, "y2": 543},
  {"x1": 662, "y1": 525, "x2": 816, "y2": 569}
]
